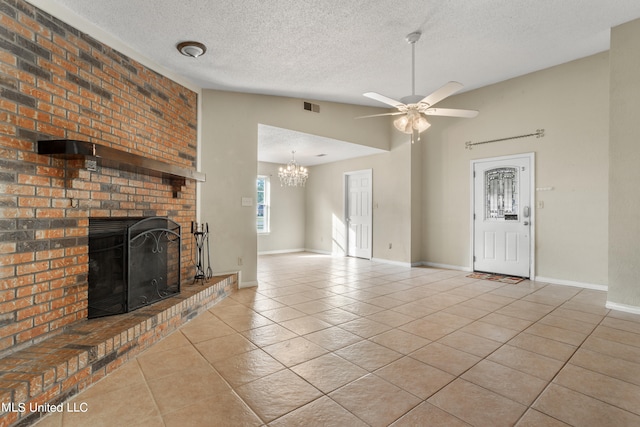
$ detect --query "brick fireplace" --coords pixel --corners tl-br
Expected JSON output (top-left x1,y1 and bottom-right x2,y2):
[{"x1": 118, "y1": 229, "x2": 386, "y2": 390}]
[
  {"x1": 0, "y1": 0, "x2": 198, "y2": 353},
  {"x1": 0, "y1": 2, "x2": 233, "y2": 426}
]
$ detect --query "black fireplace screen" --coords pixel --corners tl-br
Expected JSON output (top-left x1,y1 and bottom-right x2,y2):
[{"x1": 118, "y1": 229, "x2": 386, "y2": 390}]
[{"x1": 88, "y1": 217, "x2": 181, "y2": 318}]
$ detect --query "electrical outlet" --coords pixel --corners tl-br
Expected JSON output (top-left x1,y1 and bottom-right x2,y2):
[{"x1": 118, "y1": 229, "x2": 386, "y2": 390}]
[{"x1": 237, "y1": 257, "x2": 243, "y2": 266}]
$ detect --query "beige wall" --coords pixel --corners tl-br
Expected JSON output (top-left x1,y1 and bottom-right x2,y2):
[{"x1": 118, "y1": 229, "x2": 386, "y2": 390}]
[
  {"x1": 410, "y1": 137, "x2": 424, "y2": 264},
  {"x1": 608, "y1": 18, "x2": 640, "y2": 309},
  {"x1": 200, "y1": 90, "x2": 390, "y2": 285},
  {"x1": 304, "y1": 136, "x2": 413, "y2": 263},
  {"x1": 257, "y1": 162, "x2": 306, "y2": 254},
  {"x1": 421, "y1": 53, "x2": 610, "y2": 286},
  {"x1": 202, "y1": 47, "x2": 638, "y2": 312}
]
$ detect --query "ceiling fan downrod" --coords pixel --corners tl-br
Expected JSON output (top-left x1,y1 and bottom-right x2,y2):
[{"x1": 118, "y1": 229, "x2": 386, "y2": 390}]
[{"x1": 406, "y1": 32, "x2": 421, "y2": 97}]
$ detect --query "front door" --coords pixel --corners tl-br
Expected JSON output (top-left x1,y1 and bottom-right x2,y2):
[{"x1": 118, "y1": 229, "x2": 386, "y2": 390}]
[
  {"x1": 473, "y1": 154, "x2": 533, "y2": 277},
  {"x1": 346, "y1": 169, "x2": 372, "y2": 259}
]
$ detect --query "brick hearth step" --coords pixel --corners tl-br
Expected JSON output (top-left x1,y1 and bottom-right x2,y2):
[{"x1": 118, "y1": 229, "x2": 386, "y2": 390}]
[{"x1": 0, "y1": 275, "x2": 236, "y2": 427}]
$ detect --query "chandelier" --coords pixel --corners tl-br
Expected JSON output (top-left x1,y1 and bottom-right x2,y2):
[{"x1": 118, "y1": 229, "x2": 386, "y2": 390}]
[{"x1": 278, "y1": 151, "x2": 308, "y2": 187}]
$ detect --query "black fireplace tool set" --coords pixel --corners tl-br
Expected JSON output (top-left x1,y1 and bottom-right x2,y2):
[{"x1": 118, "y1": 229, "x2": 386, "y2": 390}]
[{"x1": 191, "y1": 221, "x2": 213, "y2": 285}]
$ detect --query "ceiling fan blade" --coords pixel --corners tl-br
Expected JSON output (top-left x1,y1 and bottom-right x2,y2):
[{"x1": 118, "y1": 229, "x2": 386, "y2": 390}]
[
  {"x1": 424, "y1": 108, "x2": 479, "y2": 118},
  {"x1": 419, "y1": 81, "x2": 464, "y2": 107},
  {"x1": 356, "y1": 112, "x2": 405, "y2": 119},
  {"x1": 363, "y1": 92, "x2": 406, "y2": 109}
]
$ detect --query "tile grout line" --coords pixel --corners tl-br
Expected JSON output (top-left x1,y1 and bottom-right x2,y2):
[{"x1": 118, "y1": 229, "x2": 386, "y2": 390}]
[
  {"x1": 381, "y1": 278, "x2": 594, "y2": 424},
  {"x1": 184, "y1": 260, "x2": 636, "y2": 426},
  {"x1": 260, "y1": 274, "x2": 529, "y2": 424},
  {"x1": 513, "y1": 299, "x2": 610, "y2": 425}
]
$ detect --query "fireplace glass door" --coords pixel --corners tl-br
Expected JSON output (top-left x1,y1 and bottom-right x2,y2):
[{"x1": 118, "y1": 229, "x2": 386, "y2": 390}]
[{"x1": 88, "y1": 217, "x2": 181, "y2": 318}]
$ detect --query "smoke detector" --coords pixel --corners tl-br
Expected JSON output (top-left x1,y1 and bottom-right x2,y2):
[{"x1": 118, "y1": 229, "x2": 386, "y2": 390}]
[{"x1": 177, "y1": 41, "x2": 207, "y2": 58}]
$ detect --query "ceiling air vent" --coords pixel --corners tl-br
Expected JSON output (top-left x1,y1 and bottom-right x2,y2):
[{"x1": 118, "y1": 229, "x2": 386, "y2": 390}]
[{"x1": 303, "y1": 101, "x2": 320, "y2": 113}]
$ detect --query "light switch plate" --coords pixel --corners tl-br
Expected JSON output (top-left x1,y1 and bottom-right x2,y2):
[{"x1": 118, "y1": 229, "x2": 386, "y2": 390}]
[{"x1": 241, "y1": 197, "x2": 253, "y2": 207}]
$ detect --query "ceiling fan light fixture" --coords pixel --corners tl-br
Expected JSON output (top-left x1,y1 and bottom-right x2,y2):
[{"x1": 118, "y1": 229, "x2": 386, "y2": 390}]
[
  {"x1": 413, "y1": 116, "x2": 431, "y2": 132},
  {"x1": 177, "y1": 41, "x2": 207, "y2": 58},
  {"x1": 394, "y1": 109, "x2": 430, "y2": 134},
  {"x1": 393, "y1": 115, "x2": 411, "y2": 133}
]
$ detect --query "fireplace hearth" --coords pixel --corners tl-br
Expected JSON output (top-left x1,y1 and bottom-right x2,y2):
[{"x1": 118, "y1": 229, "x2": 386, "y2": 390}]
[{"x1": 88, "y1": 217, "x2": 181, "y2": 318}]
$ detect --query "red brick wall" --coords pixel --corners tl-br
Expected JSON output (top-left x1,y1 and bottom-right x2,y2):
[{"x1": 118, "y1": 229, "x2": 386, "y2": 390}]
[{"x1": 0, "y1": 0, "x2": 199, "y2": 355}]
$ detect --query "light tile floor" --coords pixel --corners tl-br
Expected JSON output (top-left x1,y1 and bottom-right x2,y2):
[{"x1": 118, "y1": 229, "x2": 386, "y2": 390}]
[{"x1": 35, "y1": 253, "x2": 640, "y2": 426}]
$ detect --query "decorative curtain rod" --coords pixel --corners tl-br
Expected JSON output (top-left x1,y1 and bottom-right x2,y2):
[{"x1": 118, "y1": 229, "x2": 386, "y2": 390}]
[{"x1": 465, "y1": 129, "x2": 545, "y2": 149}]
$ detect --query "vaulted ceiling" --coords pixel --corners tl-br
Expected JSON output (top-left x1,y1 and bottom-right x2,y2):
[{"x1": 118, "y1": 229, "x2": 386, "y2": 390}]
[
  {"x1": 36, "y1": 0, "x2": 640, "y2": 105},
  {"x1": 32, "y1": 0, "x2": 640, "y2": 164}
]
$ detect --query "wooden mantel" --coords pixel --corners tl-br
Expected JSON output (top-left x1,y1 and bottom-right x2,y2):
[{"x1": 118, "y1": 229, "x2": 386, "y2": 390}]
[{"x1": 37, "y1": 139, "x2": 206, "y2": 185}]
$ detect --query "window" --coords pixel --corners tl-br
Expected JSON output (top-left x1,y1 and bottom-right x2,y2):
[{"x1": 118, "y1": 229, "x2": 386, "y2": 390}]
[
  {"x1": 257, "y1": 176, "x2": 270, "y2": 233},
  {"x1": 485, "y1": 167, "x2": 518, "y2": 220}
]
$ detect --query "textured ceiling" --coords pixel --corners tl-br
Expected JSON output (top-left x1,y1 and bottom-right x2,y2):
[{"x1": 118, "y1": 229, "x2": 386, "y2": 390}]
[
  {"x1": 32, "y1": 0, "x2": 640, "y2": 165},
  {"x1": 258, "y1": 125, "x2": 387, "y2": 166}
]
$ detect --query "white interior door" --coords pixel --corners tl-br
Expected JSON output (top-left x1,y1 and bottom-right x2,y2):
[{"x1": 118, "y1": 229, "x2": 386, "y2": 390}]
[
  {"x1": 473, "y1": 155, "x2": 532, "y2": 277},
  {"x1": 346, "y1": 170, "x2": 372, "y2": 259}
]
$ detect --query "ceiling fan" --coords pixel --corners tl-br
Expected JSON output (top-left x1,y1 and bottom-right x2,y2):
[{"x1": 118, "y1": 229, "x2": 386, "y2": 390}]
[{"x1": 359, "y1": 31, "x2": 478, "y2": 142}]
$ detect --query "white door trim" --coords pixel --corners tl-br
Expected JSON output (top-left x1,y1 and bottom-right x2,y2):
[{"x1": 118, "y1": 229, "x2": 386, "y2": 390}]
[
  {"x1": 470, "y1": 153, "x2": 535, "y2": 277},
  {"x1": 344, "y1": 169, "x2": 373, "y2": 260}
]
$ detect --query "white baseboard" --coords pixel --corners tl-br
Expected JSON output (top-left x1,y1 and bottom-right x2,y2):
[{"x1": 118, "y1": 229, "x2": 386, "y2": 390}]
[
  {"x1": 421, "y1": 262, "x2": 473, "y2": 272},
  {"x1": 303, "y1": 248, "x2": 337, "y2": 256},
  {"x1": 258, "y1": 248, "x2": 305, "y2": 255},
  {"x1": 605, "y1": 301, "x2": 640, "y2": 315},
  {"x1": 534, "y1": 276, "x2": 608, "y2": 291},
  {"x1": 212, "y1": 269, "x2": 256, "y2": 288},
  {"x1": 371, "y1": 257, "x2": 413, "y2": 268},
  {"x1": 239, "y1": 280, "x2": 258, "y2": 289}
]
